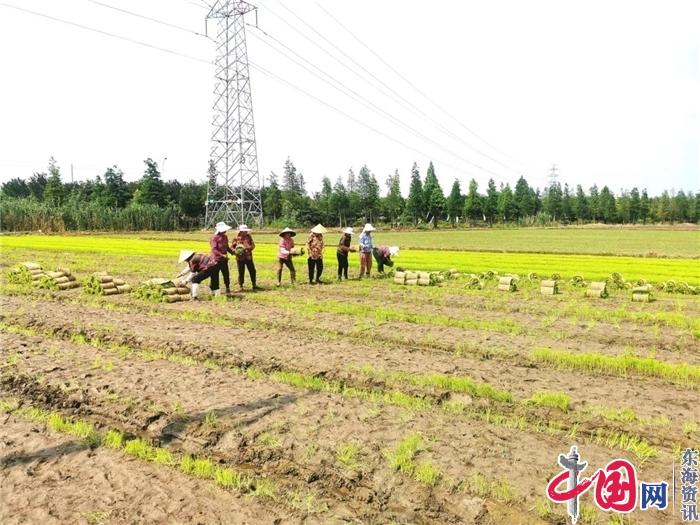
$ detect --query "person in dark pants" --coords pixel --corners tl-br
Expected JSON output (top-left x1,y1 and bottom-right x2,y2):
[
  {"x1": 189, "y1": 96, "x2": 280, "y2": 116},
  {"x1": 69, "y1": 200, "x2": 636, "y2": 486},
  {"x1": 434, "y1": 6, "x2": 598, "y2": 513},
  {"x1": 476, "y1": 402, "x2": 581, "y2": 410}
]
[
  {"x1": 372, "y1": 245, "x2": 400, "y2": 273},
  {"x1": 177, "y1": 250, "x2": 219, "y2": 300},
  {"x1": 306, "y1": 224, "x2": 326, "y2": 284},
  {"x1": 277, "y1": 227, "x2": 297, "y2": 286},
  {"x1": 210, "y1": 221, "x2": 234, "y2": 295},
  {"x1": 231, "y1": 224, "x2": 258, "y2": 291},
  {"x1": 336, "y1": 227, "x2": 353, "y2": 280}
]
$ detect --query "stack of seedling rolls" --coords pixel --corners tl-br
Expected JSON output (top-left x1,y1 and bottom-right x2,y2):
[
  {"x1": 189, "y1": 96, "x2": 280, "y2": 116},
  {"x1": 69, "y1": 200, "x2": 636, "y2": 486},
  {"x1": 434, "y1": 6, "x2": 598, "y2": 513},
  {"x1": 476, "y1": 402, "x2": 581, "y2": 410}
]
[
  {"x1": 37, "y1": 268, "x2": 80, "y2": 291},
  {"x1": 586, "y1": 281, "x2": 608, "y2": 298},
  {"x1": 7, "y1": 262, "x2": 45, "y2": 285},
  {"x1": 540, "y1": 279, "x2": 559, "y2": 295},
  {"x1": 632, "y1": 284, "x2": 654, "y2": 302},
  {"x1": 393, "y1": 270, "x2": 439, "y2": 286},
  {"x1": 497, "y1": 276, "x2": 518, "y2": 292},
  {"x1": 84, "y1": 272, "x2": 132, "y2": 296},
  {"x1": 135, "y1": 278, "x2": 191, "y2": 303}
]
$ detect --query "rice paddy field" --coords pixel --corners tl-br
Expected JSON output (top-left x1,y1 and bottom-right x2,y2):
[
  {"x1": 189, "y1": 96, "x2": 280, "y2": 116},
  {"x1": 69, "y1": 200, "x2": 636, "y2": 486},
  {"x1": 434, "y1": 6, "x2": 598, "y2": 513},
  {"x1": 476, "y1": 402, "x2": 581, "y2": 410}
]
[{"x1": 1, "y1": 227, "x2": 699, "y2": 524}]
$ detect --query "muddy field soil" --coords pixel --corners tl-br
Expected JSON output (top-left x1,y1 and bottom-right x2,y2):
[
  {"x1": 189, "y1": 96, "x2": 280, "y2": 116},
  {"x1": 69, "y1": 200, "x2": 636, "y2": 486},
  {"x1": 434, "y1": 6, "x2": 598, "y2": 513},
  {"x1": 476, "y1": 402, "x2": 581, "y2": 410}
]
[{"x1": 1, "y1": 289, "x2": 696, "y2": 524}]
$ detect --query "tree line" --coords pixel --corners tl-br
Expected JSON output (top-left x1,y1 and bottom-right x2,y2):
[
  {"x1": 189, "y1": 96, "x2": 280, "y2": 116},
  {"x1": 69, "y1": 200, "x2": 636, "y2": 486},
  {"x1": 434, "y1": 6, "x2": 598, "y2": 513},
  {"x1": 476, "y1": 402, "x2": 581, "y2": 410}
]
[{"x1": 1, "y1": 156, "x2": 698, "y2": 231}]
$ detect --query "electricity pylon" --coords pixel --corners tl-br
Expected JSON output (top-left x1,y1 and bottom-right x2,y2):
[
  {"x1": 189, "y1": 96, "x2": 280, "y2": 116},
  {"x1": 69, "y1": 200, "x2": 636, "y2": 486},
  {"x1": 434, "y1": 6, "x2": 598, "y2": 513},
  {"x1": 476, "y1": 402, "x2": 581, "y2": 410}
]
[{"x1": 204, "y1": 0, "x2": 262, "y2": 228}]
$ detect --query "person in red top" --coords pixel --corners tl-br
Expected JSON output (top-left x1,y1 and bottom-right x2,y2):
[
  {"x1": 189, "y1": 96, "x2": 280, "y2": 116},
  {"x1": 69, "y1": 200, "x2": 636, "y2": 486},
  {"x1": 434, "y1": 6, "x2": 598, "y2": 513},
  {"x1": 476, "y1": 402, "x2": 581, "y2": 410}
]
[
  {"x1": 306, "y1": 223, "x2": 326, "y2": 284},
  {"x1": 230, "y1": 224, "x2": 258, "y2": 291},
  {"x1": 277, "y1": 227, "x2": 297, "y2": 286},
  {"x1": 177, "y1": 249, "x2": 220, "y2": 300},
  {"x1": 210, "y1": 221, "x2": 234, "y2": 295}
]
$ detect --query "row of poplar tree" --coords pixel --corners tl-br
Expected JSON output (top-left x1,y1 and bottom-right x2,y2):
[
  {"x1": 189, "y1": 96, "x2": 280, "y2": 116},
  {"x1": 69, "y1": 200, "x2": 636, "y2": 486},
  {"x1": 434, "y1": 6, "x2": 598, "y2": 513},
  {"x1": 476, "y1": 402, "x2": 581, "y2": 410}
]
[{"x1": 1, "y1": 156, "x2": 698, "y2": 231}]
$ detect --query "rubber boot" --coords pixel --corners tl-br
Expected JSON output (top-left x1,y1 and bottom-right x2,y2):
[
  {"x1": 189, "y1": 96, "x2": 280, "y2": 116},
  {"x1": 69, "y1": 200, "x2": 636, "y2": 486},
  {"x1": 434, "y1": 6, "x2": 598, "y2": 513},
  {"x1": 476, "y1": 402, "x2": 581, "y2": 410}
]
[
  {"x1": 191, "y1": 283, "x2": 200, "y2": 300},
  {"x1": 277, "y1": 270, "x2": 282, "y2": 287},
  {"x1": 213, "y1": 289, "x2": 221, "y2": 297}
]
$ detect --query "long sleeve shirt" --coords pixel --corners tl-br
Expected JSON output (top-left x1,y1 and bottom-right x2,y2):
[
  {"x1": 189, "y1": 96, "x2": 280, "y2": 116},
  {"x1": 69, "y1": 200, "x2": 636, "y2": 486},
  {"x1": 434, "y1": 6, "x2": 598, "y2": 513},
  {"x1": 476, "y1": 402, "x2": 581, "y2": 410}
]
[
  {"x1": 210, "y1": 232, "x2": 233, "y2": 262},
  {"x1": 337, "y1": 234, "x2": 351, "y2": 254},
  {"x1": 188, "y1": 253, "x2": 215, "y2": 273},
  {"x1": 306, "y1": 234, "x2": 324, "y2": 260},
  {"x1": 231, "y1": 233, "x2": 255, "y2": 261},
  {"x1": 359, "y1": 232, "x2": 373, "y2": 253},
  {"x1": 278, "y1": 237, "x2": 295, "y2": 259}
]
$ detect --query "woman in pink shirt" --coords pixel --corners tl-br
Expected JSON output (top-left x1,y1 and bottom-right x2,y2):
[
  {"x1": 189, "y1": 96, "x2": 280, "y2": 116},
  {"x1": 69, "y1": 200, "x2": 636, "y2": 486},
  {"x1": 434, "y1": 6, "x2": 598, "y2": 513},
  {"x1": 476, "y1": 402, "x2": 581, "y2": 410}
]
[
  {"x1": 210, "y1": 221, "x2": 234, "y2": 295},
  {"x1": 277, "y1": 227, "x2": 297, "y2": 286}
]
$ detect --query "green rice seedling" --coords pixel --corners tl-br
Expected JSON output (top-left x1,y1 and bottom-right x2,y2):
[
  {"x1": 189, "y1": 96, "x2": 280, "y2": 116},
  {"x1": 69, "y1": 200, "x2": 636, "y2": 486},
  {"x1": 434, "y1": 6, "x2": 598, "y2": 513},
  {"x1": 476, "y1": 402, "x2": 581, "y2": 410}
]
[
  {"x1": 103, "y1": 430, "x2": 124, "y2": 450},
  {"x1": 524, "y1": 391, "x2": 571, "y2": 411},
  {"x1": 288, "y1": 491, "x2": 327, "y2": 514},
  {"x1": 534, "y1": 497, "x2": 555, "y2": 520},
  {"x1": 84, "y1": 511, "x2": 110, "y2": 525},
  {"x1": 151, "y1": 448, "x2": 175, "y2": 466},
  {"x1": 251, "y1": 477, "x2": 276, "y2": 499},
  {"x1": 214, "y1": 467, "x2": 248, "y2": 490},
  {"x1": 684, "y1": 421, "x2": 699, "y2": 434},
  {"x1": 385, "y1": 433, "x2": 423, "y2": 475},
  {"x1": 179, "y1": 455, "x2": 197, "y2": 475},
  {"x1": 204, "y1": 411, "x2": 219, "y2": 428},
  {"x1": 124, "y1": 438, "x2": 153, "y2": 460},
  {"x1": 469, "y1": 472, "x2": 490, "y2": 498},
  {"x1": 256, "y1": 432, "x2": 281, "y2": 449},
  {"x1": 336, "y1": 442, "x2": 361, "y2": 471},
  {"x1": 531, "y1": 347, "x2": 700, "y2": 386},
  {"x1": 414, "y1": 462, "x2": 441, "y2": 486},
  {"x1": 191, "y1": 457, "x2": 216, "y2": 479},
  {"x1": 579, "y1": 503, "x2": 602, "y2": 524}
]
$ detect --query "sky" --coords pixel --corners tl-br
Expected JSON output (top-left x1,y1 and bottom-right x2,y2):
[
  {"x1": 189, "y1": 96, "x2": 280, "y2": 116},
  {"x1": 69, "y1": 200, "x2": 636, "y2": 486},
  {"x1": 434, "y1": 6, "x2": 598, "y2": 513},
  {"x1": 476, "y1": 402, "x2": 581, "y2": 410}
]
[{"x1": 0, "y1": 0, "x2": 698, "y2": 197}]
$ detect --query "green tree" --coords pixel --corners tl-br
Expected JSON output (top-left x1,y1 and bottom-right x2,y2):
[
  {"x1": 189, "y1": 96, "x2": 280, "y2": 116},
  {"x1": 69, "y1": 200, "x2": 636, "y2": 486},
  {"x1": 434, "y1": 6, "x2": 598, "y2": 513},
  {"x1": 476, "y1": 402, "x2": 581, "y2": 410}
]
[
  {"x1": 463, "y1": 178, "x2": 482, "y2": 224},
  {"x1": 513, "y1": 176, "x2": 535, "y2": 219},
  {"x1": 262, "y1": 172, "x2": 283, "y2": 222},
  {"x1": 318, "y1": 176, "x2": 334, "y2": 224},
  {"x1": 629, "y1": 187, "x2": 641, "y2": 223},
  {"x1": 599, "y1": 186, "x2": 617, "y2": 223},
  {"x1": 445, "y1": 179, "x2": 463, "y2": 226},
  {"x1": 574, "y1": 184, "x2": 589, "y2": 222},
  {"x1": 1, "y1": 178, "x2": 30, "y2": 198},
  {"x1": 588, "y1": 185, "x2": 600, "y2": 221},
  {"x1": 497, "y1": 183, "x2": 517, "y2": 222},
  {"x1": 483, "y1": 178, "x2": 498, "y2": 224},
  {"x1": 404, "y1": 162, "x2": 424, "y2": 224},
  {"x1": 384, "y1": 170, "x2": 405, "y2": 226},
  {"x1": 543, "y1": 182, "x2": 562, "y2": 221},
  {"x1": 640, "y1": 189, "x2": 651, "y2": 223},
  {"x1": 179, "y1": 181, "x2": 206, "y2": 218},
  {"x1": 561, "y1": 184, "x2": 574, "y2": 222},
  {"x1": 136, "y1": 158, "x2": 165, "y2": 206},
  {"x1": 27, "y1": 173, "x2": 48, "y2": 201},
  {"x1": 102, "y1": 166, "x2": 130, "y2": 208},
  {"x1": 422, "y1": 162, "x2": 445, "y2": 225},
  {"x1": 44, "y1": 157, "x2": 64, "y2": 206},
  {"x1": 330, "y1": 177, "x2": 350, "y2": 226},
  {"x1": 357, "y1": 165, "x2": 380, "y2": 222}
]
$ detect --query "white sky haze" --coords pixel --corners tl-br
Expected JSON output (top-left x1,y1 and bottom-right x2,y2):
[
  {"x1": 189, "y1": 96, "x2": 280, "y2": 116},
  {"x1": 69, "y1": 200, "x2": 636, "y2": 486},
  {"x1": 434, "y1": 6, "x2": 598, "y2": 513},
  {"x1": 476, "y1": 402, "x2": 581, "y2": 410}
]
[{"x1": 0, "y1": 0, "x2": 698, "y2": 196}]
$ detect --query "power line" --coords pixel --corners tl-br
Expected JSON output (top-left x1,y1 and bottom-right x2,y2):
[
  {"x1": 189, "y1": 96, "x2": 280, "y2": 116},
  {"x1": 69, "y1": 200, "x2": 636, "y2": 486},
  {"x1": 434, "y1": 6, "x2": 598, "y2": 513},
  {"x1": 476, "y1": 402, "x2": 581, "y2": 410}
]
[
  {"x1": 87, "y1": 0, "x2": 209, "y2": 39},
  {"x1": 264, "y1": 0, "x2": 521, "y2": 178},
  {"x1": 248, "y1": 24, "x2": 489, "y2": 177},
  {"x1": 1, "y1": 2, "x2": 476, "y2": 179},
  {"x1": 313, "y1": 1, "x2": 531, "y2": 175},
  {"x1": 0, "y1": 3, "x2": 210, "y2": 64}
]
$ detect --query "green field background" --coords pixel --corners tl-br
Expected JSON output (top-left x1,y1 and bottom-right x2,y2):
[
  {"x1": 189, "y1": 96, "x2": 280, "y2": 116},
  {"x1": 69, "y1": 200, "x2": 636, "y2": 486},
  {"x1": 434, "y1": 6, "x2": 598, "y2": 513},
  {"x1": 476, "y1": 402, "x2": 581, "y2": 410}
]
[{"x1": 2, "y1": 233, "x2": 698, "y2": 284}]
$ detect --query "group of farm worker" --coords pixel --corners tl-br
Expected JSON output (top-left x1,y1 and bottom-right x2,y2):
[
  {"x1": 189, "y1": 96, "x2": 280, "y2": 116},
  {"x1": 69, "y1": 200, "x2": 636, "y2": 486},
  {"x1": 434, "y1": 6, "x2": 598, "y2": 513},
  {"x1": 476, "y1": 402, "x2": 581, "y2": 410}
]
[{"x1": 177, "y1": 222, "x2": 399, "y2": 299}]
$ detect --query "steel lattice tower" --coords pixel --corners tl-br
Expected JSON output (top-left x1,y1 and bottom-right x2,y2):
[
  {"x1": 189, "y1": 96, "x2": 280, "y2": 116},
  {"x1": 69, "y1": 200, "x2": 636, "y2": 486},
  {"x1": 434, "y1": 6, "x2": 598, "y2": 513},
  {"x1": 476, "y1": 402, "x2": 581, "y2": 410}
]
[{"x1": 205, "y1": 1, "x2": 262, "y2": 228}]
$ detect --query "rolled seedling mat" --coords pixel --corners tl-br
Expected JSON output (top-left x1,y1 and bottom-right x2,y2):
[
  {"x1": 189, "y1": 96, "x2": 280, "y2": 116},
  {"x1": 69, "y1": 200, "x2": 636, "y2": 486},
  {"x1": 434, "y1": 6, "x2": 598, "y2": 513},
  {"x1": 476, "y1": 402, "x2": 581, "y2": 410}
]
[
  {"x1": 405, "y1": 279, "x2": 418, "y2": 286},
  {"x1": 394, "y1": 271, "x2": 406, "y2": 280},
  {"x1": 589, "y1": 281, "x2": 607, "y2": 291},
  {"x1": 632, "y1": 293, "x2": 653, "y2": 302},
  {"x1": 498, "y1": 276, "x2": 517, "y2": 292},
  {"x1": 349, "y1": 245, "x2": 359, "y2": 252},
  {"x1": 404, "y1": 271, "x2": 418, "y2": 280},
  {"x1": 96, "y1": 275, "x2": 113, "y2": 283},
  {"x1": 113, "y1": 278, "x2": 126, "y2": 286},
  {"x1": 586, "y1": 282, "x2": 608, "y2": 298},
  {"x1": 166, "y1": 295, "x2": 186, "y2": 303},
  {"x1": 393, "y1": 276, "x2": 406, "y2": 285},
  {"x1": 116, "y1": 284, "x2": 132, "y2": 293},
  {"x1": 175, "y1": 286, "x2": 190, "y2": 295},
  {"x1": 46, "y1": 271, "x2": 67, "y2": 279},
  {"x1": 417, "y1": 278, "x2": 432, "y2": 286},
  {"x1": 53, "y1": 276, "x2": 70, "y2": 284},
  {"x1": 289, "y1": 247, "x2": 305, "y2": 256},
  {"x1": 21, "y1": 262, "x2": 42, "y2": 271},
  {"x1": 57, "y1": 282, "x2": 80, "y2": 290},
  {"x1": 541, "y1": 279, "x2": 558, "y2": 288},
  {"x1": 100, "y1": 282, "x2": 117, "y2": 290},
  {"x1": 103, "y1": 288, "x2": 119, "y2": 296},
  {"x1": 540, "y1": 286, "x2": 557, "y2": 295},
  {"x1": 161, "y1": 287, "x2": 178, "y2": 295},
  {"x1": 632, "y1": 285, "x2": 652, "y2": 294}
]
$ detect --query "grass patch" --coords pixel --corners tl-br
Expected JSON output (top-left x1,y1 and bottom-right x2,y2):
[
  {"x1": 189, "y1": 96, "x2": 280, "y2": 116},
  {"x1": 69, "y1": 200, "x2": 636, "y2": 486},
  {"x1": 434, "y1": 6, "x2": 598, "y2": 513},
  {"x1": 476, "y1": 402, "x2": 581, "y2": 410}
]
[
  {"x1": 385, "y1": 433, "x2": 423, "y2": 475},
  {"x1": 414, "y1": 461, "x2": 441, "y2": 486},
  {"x1": 467, "y1": 472, "x2": 516, "y2": 503},
  {"x1": 524, "y1": 391, "x2": 571, "y2": 411},
  {"x1": 336, "y1": 441, "x2": 361, "y2": 471},
  {"x1": 532, "y1": 347, "x2": 700, "y2": 386}
]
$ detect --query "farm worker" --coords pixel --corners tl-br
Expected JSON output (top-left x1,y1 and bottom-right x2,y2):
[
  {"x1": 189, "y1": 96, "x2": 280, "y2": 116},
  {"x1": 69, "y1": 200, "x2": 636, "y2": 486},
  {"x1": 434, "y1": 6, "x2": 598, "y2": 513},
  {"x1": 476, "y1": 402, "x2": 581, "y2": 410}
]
[
  {"x1": 358, "y1": 223, "x2": 375, "y2": 279},
  {"x1": 277, "y1": 227, "x2": 297, "y2": 286},
  {"x1": 177, "y1": 249, "x2": 220, "y2": 300},
  {"x1": 231, "y1": 224, "x2": 258, "y2": 291},
  {"x1": 336, "y1": 227, "x2": 353, "y2": 280},
  {"x1": 210, "y1": 221, "x2": 234, "y2": 295},
  {"x1": 373, "y1": 246, "x2": 399, "y2": 273},
  {"x1": 306, "y1": 224, "x2": 327, "y2": 284}
]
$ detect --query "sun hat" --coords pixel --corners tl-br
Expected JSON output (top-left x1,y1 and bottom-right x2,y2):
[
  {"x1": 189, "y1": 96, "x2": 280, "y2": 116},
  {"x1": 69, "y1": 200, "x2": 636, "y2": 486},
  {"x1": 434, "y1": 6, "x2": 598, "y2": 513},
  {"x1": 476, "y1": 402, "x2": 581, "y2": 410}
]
[
  {"x1": 215, "y1": 221, "x2": 232, "y2": 233},
  {"x1": 238, "y1": 224, "x2": 252, "y2": 233},
  {"x1": 178, "y1": 249, "x2": 195, "y2": 263},
  {"x1": 342, "y1": 227, "x2": 353, "y2": 235},
  {"x1": 362, "y1": 223, "x2": 375, "y2": 232},
  {"x1": 279, "y1": 227, "x2": 296, "y2": 237},
  {"x1": 310, "y1": 224, "x2": 327, "y2": 234},
  {"x1": 389, "y1": 246, "x2": 400, "y2": 257}
]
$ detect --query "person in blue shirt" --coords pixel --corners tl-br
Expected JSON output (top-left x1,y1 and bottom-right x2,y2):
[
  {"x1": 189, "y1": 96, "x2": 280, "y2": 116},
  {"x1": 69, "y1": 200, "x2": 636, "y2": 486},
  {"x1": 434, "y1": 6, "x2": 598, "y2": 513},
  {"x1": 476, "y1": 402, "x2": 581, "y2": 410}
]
[{"x1": 358, "y1": 223, "x2": 375, "y2": 279}]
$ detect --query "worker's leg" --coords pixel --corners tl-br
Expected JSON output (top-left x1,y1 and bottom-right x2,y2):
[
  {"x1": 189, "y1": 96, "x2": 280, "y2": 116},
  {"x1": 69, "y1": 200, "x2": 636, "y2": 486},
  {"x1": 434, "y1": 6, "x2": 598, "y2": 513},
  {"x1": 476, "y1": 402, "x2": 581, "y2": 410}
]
[
  {"x1": 209, "y1": 267, "x2": 220, "y2": 294},
  {"x1": 237, "y1": 259, "x2": 245, "y2": 289},
  {"x1": 220, "y1": 259, "x2": 230, "y2": 292},
  {"x1": 316, "y1": 258, "x2": 324, "y2": 283},
  {"x1": 287, "y1": 258, "x2": 296, "y2": 283},
  {"x1": 307, "y1": 257, "x2": 314, "y2": 284},
  {"x1": 247, "y1": 259, "x2": 257, "y2": 288},
  {"x1": 276, "y1": 259, "x2": 283, "y2": 286},
  {"x1": 342, "y1": 253, "x2": 349, "y2": 279}
]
